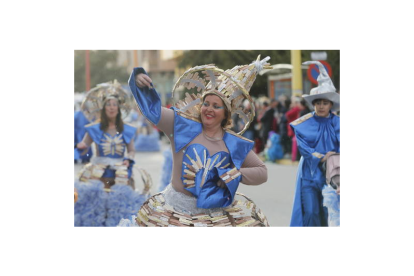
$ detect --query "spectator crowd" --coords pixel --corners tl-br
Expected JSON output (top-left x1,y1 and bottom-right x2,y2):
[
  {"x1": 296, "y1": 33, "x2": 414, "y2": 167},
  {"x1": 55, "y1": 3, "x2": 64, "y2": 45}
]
[{"x1": 235, "y1": 95, "x2": 315, "y2": 163}]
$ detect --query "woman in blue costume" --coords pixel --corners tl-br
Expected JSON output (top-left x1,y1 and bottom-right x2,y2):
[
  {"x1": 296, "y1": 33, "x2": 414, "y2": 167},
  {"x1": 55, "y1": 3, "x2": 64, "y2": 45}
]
[
  {"x1": 290, "y1": 61, "x2": 340, "y2": 227},
  {"x1": 74, "y1": 109, "x2": 93, "y2": 163},
  {"x1": 119, "y1": 56, "x2": 273, "y2": 227},
  {"x1": 74, "y1": 81, "x2": 150, "y2": 226}
]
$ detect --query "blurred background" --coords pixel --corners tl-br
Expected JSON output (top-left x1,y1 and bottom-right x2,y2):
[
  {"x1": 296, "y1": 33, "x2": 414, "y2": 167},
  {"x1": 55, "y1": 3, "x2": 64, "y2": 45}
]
[
  {"x1": 74, "y1": 50, "x2": 340, "y2": 226},
  {"x1": 74, "y1": 50, "x2": 339, "y2": 103}
]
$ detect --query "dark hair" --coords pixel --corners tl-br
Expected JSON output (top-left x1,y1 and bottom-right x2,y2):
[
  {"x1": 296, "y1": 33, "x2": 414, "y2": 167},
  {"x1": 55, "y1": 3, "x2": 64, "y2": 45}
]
[
  {"x1": 311, "y1": 99, "x2": 334, "y2": 106},
  {"x1": 100, "y1": 97, "x2": 124, "y2": 133},
  {"x1": 300, "y1": 99, "x2": 308, "y2": 107},
  {"x1": 285, "y1": 99, "x2": 291, "y2": 108}
]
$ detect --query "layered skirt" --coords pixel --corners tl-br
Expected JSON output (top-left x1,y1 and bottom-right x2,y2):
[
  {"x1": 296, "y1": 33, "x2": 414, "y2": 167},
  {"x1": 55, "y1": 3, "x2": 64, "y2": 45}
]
[
  {"x1": 75, "y1": 158, "x2": 152, "y2": 227},
  {"x1": 74, "y1": 180, "x2": 149, "y2": 226},
  {"x1": 118, "y1": 184, "x2": 269, "y2": 227}
]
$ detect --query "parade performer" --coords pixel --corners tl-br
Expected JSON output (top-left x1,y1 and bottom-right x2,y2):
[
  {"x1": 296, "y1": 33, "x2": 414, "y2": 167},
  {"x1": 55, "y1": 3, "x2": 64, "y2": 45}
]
[
  {"x1": 74, "y1": 109, "x2": 93, "y2": 163},
  {"x1": 289, "y1": 61, "x2": 340, "y2": 227},
  {"x1": 74, "y1": 81, "x2": 151, "y2": 226},
  {"x1": 123, "y1": 56, "x2": 272, "y2": 227}
]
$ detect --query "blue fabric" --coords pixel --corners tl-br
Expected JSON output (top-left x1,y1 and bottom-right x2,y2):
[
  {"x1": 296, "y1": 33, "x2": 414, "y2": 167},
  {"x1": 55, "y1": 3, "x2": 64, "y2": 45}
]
[
  {"x1": 85, "y1": 123, "x2": 136, "y2": 158},
  {"x1": 128, "y1": 67, "x2": 161, "y2": 125},
  {"x1": 84, "y1": 122, "x2": 136, "y2": 179},
  {"x1": 159, "y1": 148, "x2": 173, "y2": 192},
  {"x1": 74, "y1": 111, "x2": 92, "y2": 161},
  {"x1": 267, "y1": 132, "x2": 284, "y2": 161},
  {"x1": 290, "y1": 112, "x2": 340, "y2": 226},
  {"x1": 128, "y1": 68, "x2": 254, "y2": 209},
  {"x1": 117, "y1": 216, "x2": 138, "y2": 227},
  {"x1": 222, "y1": 132, "x2": 254, "y2": 170},
  {"x1": 242, "y1": 129, "x2": 254, "y2": 141},
  {"x1": 74, "y1": 180, "x2": 107, "y2": 226},
  {"x1": 171, "y1": 106, "x2": 253, "y2": 169},
  {"x1": 105, "y1": 184, "x2": 146, "y2": 226},
  {"x1": 134, "y1": 130, "x2": 160, "y2": 151},
  {"x1": 74, "y1": 180, "x2": 147, "y2": 227},
  {"x1": 171, "y1": 107, "x2": 203, "y2": 153},
  {"x1": 123, "y1": 124, "x2": 137, "y2": 145},
  {"x1": 322, "y1": 185, "x2": 340, "y2": 226},
  {"x1": 101, "y1": 159, "x2": 135, "y2": 179},
  {"x1": 182, "y1": 144, "x2": 241, "y2": 208}
]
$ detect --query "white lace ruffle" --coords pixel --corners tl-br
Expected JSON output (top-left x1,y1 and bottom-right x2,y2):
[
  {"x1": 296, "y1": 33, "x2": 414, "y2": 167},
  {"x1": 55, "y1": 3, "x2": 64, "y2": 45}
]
[{"x1": 162, "y1": 184, "x2": 224, "y2": 215}]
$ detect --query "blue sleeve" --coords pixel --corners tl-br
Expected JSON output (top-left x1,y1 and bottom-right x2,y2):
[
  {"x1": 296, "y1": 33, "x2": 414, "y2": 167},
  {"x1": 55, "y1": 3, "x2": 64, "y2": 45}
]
[
  {"x1": 85, "y1": 123, "x2": 103, "y2": 145},
  {"x1": 333, "y1": 115, "x2": 340, "y2": 153},
  {"x1": 123, "y1": 124, "x2": 137, "y2": 144},
  {"x1": 292, "y1": 125, "x2": 323, "y2": 177},
  {"x1": 128, "y1": 67, "x2": 161, "y2": 126}
]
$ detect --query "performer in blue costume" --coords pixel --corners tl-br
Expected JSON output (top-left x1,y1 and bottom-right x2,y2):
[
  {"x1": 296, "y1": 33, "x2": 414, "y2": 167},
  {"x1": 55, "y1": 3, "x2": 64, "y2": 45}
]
[
  {"x1": 290, "y1": 61, "x2": 340, "y2": 227},
  {"x1": 74, "y1": 81, "x2": 151, "y2": 226},
  {"x1": 74, "y1": 109, "x2": 93, "y2": 163},
  {"x1": 120, "y1": 56, "x2": 272, "y2": 227}
]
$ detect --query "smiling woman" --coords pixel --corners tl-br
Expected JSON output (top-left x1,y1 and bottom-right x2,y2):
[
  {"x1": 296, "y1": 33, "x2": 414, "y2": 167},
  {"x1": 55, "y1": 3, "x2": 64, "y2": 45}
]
[
  {"x1": 123, "y1": 56, "x2": 274, "y2": 227},
  {"x1": 200, "y1": 95, "x2": 227, "y2": 132}
]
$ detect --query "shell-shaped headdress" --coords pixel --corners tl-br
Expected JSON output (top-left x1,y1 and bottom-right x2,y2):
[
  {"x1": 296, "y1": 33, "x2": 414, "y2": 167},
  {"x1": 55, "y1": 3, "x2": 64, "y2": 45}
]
[
  {"x1": 172, "y1": 55, "x2": 272, "y2": 135},
  {"x1": 80, "y1": 80, "x2": 134, "y2": 122}
]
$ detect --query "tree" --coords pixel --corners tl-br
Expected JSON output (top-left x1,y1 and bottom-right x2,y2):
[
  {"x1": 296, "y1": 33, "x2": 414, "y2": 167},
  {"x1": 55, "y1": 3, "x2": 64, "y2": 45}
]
[{"x1": 74, "y1": 50, "x2": 129, "y2": 92}]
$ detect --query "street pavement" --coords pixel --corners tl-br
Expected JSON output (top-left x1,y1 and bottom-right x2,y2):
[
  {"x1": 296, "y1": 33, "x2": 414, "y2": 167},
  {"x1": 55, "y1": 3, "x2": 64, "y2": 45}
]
[{"x1": 74, "y1": 139, "x2": 298, "y2": 226}]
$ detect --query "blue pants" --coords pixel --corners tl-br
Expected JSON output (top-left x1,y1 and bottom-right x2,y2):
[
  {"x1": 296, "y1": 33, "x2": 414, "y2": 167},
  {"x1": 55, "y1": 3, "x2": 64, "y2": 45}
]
[{"x1": 301, "y1": 185, "x2": 328, "y2": 226}]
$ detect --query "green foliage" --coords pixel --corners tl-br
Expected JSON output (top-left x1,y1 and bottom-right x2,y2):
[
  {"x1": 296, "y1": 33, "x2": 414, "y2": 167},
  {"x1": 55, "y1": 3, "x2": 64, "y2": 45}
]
[{"x1": 74, "y1": 50, "x2": 129, "y2": 92}]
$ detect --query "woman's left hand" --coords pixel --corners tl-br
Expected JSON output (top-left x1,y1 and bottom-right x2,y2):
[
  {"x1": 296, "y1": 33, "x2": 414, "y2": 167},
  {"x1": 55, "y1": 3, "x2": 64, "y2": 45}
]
[
  {"x1": 123, "y1": 160, "x2": 130, "y2": 167},
  {"x1": 135, "y1": 73, "x2": 153, "y2": 88}
]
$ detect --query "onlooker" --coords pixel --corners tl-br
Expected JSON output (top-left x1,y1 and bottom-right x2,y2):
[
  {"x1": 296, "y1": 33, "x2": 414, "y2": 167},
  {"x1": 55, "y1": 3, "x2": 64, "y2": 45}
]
[
  {"x1": 286, "y1": 97, "x2": 301, "y2": 162},
  {"x1": 279, "y1": 96, "x2": 291, "y2": 158},
  {"x1": 259, "y1": 99, "x2": 278, "y2": 149},
  {"x1": 299, "y1": 99, "x2": 312, "y2": 117}
]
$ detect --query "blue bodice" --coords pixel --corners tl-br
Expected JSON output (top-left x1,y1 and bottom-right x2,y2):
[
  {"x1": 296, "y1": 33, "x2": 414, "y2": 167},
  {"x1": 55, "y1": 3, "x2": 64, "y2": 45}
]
[{"x1": 85, "y1": 123, "x2": 137, "y2": 158}]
